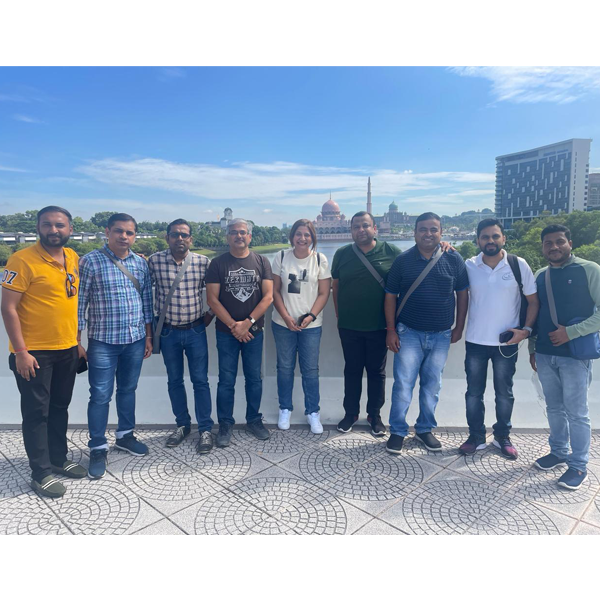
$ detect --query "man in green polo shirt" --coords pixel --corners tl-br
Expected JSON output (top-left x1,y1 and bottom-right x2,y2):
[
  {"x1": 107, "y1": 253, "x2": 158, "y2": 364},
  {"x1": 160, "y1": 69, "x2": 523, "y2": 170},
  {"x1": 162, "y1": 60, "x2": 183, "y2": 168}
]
[{"x1": 331, "y1": 211, "x2": 401, "y2": 436}]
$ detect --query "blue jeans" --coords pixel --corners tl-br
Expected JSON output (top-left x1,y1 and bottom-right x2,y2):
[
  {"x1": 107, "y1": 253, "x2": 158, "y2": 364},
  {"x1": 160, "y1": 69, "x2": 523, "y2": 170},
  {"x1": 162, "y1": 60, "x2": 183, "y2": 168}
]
[
  {"x1": 272, "y1": 322, "x2": 322, "y2": 415},
  {"x1": 159, "y1": 322, "x2": 214, "y2": 432},
  {"x1": 87, "y1": 337, "x2": 145, "y2": 450},
  {"x1": 536, "y1": 353, "x2": 592, "y2": 472},
  {"x1": 464, "y1": 342, "x2": 518, "y2": 441},
  {"x1": 216, "y1": 330, "x2": 263, "y2": 426},
  {"x1": 389, "y1": 322, "x2": 451, "y2": 437}
]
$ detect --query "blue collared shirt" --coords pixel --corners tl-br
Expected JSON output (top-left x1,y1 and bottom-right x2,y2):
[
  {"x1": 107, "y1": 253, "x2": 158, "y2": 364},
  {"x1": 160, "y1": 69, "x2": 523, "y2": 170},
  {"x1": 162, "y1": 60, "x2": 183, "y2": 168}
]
[
  {"x1": 385, "y1": 245, "x2": 469, "y2": 332},
  {"x1": 78, "y1": 244, "x2": 153, "y2": 344}
]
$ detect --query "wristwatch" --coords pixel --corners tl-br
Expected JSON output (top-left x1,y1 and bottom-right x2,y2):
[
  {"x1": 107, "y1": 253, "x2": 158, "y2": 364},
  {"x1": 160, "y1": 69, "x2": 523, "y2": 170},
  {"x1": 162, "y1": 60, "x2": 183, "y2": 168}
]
[
  {"x1": 247, "y1": 316, "x2": 256, "y2": 325},
  {"x1": 523, "y1": 326, "x2": 533, "y2": 337}
]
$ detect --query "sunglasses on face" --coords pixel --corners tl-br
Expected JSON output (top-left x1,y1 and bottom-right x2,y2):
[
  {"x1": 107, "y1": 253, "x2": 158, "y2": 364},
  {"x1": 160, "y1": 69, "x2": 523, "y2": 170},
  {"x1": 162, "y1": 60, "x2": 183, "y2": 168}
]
[
  {"x1": 66, "y1": 273, "x2": 77, "y2": 297},
  {"x1": 168, "y1": 232, "x2": 191, "y2": 239}
]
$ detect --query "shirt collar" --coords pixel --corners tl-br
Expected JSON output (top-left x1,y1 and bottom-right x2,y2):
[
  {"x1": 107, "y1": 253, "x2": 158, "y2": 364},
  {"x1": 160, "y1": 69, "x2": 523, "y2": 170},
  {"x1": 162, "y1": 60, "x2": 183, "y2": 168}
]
[
  {"x1": 166, "y1": 247, "x2": 189, "y2": 264},
  {"x1": 416, "y1": 243, "x2": 441, "y2": 261},
  {"x1": 550, "y1": 254, "x2": 576, "y2": 269},
  {"x1": 34, "y1": 241, "x2": 66, "y2": 268},
  {"x1": 476, "y1": 249, "x2": 508, "y2": 268}
]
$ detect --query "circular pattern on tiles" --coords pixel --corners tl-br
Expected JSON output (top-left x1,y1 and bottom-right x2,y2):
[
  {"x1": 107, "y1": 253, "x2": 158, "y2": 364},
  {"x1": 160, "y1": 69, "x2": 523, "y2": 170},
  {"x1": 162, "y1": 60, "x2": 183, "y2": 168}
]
[
  {"x1": 463, "y1": 435, "x2": 549, "y2": 488},
  {"x1": 233, "y1": 428, "x2": 329, "y2": 454},
  {"x1": 195, "y1": 477, "x2": 346, "y2": 535},
  {"x1": 401, "y1": 480, "x2": 559, "y2": 535},
  {"x1": 513, "y1": 467, "x2": 598, "y2": 505},
  {"x1": 0, "y1": 459, "x2": 30, "y2": 499},
  {"x1": 121, "y1": 450, "x2": 239, "y2": 500},
  {"x1": 0, "y1": 495, "x2": 68, "y2": 535},
  {"x1": 300, "y1": 437, "x2": 423, "y2": 500},
  {"x1": 52, "y1": 479, "x2": 140, "y2": 534}
]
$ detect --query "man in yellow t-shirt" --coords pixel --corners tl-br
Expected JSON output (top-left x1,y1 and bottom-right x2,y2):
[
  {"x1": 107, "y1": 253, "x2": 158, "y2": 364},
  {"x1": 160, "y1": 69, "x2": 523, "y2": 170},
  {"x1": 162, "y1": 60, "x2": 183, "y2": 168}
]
[{"x1": 1, "y1": 206, "x2": 87, "y2": 498}]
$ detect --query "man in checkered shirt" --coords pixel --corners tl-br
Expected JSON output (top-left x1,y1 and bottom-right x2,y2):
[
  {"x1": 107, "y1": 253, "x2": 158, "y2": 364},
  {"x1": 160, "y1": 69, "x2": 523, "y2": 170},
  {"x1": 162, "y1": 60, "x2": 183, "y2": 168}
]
[{"x1": 148, "y1": 218, "x2": 215, "y2": 454}]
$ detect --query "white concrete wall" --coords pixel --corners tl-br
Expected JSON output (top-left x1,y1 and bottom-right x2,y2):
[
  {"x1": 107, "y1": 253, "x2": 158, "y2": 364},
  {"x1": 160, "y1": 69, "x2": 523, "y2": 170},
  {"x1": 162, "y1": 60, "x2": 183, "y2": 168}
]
[{"x1": 1, "y1": 301, "x2": 598, "y2": 428}]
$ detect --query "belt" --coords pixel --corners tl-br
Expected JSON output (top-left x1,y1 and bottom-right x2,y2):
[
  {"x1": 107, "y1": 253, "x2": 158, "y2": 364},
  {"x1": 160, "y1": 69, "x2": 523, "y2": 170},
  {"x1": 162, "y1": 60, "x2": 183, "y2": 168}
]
[{"x1": 163, "y1": 318, "x2": 203, "y2": 330}]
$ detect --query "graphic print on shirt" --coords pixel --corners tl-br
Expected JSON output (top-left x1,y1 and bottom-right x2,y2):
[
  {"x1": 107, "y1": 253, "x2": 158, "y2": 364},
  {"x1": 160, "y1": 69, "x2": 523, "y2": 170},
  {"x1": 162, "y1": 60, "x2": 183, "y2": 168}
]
[
  {"x1": 225, "y1": 267, "x2": 259, "y2": 302},
  {"x1": 287, "y1": 268, "x2": 308, "y2": 294}
]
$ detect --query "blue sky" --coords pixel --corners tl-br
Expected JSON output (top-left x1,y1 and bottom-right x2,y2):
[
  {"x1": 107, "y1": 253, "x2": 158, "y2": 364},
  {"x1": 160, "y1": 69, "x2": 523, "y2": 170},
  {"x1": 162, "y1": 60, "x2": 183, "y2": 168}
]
[{"x1": 1, "y1": 66, "x2": 599, "y2": 227}]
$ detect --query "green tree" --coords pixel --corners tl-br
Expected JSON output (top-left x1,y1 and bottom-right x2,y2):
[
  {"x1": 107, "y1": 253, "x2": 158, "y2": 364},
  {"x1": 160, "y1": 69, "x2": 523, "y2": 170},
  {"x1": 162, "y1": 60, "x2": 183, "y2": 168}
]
[
  {"x1": 0, "y1": 244, "x2": 12, "y2": 265},
  {"x1": 90, "y1": 211, "x2": 118, "y2": 229},
  {"x1": 574, "y1": 243, "x2": 600, "y2": 265},
  {"x1": 456, "y1": 241, "x2": 478, "y2": 261}
]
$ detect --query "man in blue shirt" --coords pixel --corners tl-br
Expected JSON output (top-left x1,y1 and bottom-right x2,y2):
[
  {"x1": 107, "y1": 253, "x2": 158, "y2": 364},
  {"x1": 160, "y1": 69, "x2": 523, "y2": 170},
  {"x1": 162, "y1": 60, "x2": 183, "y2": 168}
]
[
  {"x1": 78, "y1": 213, "x2": 154, "y2": 479},
  {"x1": 384, "y1": 212, "x2": 469, "y2": 453}
]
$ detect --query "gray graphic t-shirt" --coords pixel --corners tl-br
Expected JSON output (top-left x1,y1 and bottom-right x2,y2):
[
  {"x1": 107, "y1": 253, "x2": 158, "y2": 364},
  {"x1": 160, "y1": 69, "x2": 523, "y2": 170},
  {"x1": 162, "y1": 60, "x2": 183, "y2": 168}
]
[{"x1": 206, "y1": 251, "x2": 273, "y2": 333}]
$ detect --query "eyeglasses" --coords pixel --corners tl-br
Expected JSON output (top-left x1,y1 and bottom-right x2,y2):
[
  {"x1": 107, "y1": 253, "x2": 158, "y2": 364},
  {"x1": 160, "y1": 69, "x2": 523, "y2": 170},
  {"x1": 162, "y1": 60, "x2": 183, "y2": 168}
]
[
  {"x1": 168, "y1": 232, "x2": 191, "y2": 239},
  {"x1": 66, "y1": 273, "x2": 77, "y2": 297},
  {"x1": 228, "y1": 230, "x2": 248, "y2": 237}
]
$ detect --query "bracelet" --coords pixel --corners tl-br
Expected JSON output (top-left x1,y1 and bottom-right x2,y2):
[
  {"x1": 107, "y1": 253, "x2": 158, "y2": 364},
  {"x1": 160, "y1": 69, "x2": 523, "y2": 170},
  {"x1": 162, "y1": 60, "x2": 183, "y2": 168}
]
[
  {"x1": 308, "y1": 312, "x2": 317, "y2": 321},
  {"x1": 13, "y1": 347, "x2": 28, "y2": 354}
]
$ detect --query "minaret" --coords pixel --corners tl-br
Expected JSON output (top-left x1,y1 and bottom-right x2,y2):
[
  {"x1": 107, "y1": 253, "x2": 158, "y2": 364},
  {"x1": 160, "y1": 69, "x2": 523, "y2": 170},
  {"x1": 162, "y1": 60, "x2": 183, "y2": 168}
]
[{"x1": 366, "y1": 177, "x2": 372, "y2": 214}]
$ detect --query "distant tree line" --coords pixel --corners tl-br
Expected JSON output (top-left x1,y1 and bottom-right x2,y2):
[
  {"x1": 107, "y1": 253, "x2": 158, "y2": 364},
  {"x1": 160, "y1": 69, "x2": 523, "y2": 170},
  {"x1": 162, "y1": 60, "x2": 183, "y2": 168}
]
[{"x1": 456, "y1": 211, "x2": 600, "y2": 271}]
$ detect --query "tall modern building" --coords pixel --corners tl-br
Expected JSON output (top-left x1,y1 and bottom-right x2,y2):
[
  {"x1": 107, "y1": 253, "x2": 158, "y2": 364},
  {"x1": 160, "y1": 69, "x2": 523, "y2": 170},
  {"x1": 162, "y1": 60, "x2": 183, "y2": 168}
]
[
  {"x1": 588, "y1": 173, "x2": 600, "y2": 210},
  {"x1": 495, "y1": 138, "x2": 591, "y2": 228}
]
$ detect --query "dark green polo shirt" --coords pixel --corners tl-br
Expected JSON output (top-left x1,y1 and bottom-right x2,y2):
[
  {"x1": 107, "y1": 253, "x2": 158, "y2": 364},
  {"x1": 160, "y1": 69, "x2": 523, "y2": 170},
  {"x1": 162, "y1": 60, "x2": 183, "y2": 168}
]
[{"x1": 331, "y1": 240, "x2": 401, "y2": 331}]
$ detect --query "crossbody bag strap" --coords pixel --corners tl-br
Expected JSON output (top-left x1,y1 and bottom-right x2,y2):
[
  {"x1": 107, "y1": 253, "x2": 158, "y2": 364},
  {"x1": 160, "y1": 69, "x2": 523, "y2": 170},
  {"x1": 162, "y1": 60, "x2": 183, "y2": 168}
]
[
  {"x1": 153, "y1": 252, "x2": 194, "y2": 354},
  {"x1": 99, "y1": 247, "x2": 141, "y2": 295},
  {"x1": 396, "y1": 247, "x2": 443, "y2": 319},
  {"x1": 545, "y1": 267, "x2": 560, "y2": 328},
  {"x1": 352, "y1": 243, "x2": 384, "y2": 289}
]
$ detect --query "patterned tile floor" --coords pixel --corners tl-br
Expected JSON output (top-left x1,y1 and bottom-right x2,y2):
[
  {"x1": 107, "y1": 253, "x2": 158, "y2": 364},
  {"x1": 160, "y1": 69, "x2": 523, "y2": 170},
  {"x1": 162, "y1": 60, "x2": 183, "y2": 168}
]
[{"x1": 1, "y1": 427, "x2": 600, "y2": 535}]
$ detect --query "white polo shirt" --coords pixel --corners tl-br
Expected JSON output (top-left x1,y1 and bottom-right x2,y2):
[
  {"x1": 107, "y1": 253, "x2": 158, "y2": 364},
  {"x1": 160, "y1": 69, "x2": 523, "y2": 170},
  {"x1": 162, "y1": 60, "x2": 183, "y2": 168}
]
[{"x1": 465, "y1": 250, "x2": 537, "y2": 346}]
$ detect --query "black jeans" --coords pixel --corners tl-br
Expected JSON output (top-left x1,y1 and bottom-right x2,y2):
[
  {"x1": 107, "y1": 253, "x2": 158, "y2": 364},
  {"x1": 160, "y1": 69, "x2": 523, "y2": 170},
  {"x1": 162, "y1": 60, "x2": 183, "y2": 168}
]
[
  {"x1": 338, "y1": 328, "x2": 387, "y2": 418},
  {"x1": 464, "y1": 342, "x2": 518, "y2": 441},
  {"x1": 9, "y1": 346, "x2": 79, "y2": 482}
]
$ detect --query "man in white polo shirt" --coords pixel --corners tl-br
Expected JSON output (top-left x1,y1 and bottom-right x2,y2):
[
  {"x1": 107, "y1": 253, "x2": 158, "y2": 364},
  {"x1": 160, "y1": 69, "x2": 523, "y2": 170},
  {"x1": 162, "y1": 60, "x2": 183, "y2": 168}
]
[{"x1": 459, "y1": 218, "x2": 539, "y2": 460}]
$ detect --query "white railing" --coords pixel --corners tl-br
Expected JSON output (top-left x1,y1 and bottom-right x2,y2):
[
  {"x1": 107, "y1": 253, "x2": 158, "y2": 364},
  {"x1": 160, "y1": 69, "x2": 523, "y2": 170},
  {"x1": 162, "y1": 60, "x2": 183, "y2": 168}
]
[{"x1": 1, "y1": 301, "x2": 598, "y2": 427}]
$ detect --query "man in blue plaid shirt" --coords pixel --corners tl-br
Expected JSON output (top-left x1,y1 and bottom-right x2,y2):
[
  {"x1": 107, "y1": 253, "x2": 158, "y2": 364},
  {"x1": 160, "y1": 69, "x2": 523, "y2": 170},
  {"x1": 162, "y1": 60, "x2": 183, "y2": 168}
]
[
  {"x1": 148, "y1": 218, "x2": 215, "y2": 454},
  {"x1": 78, "y1": 213, "x2": 153, "y2": 479}
]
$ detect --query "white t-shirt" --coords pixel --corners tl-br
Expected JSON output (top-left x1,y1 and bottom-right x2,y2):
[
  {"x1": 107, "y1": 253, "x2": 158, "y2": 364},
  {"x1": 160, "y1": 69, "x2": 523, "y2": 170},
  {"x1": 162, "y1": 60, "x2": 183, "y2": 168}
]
[
  {"x1": 271, "y1": 249, "x2": 331, "y2": 329},
  {"x1": 465, "y1": 250, "x2": 537, "y2": 346}
]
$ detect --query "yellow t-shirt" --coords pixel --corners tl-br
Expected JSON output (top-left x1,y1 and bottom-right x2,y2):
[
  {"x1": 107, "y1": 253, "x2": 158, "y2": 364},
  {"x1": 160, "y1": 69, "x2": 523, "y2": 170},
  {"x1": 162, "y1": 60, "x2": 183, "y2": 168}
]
[{"x1": 2, "y1": 242, "x2": 79, "y2": 351}]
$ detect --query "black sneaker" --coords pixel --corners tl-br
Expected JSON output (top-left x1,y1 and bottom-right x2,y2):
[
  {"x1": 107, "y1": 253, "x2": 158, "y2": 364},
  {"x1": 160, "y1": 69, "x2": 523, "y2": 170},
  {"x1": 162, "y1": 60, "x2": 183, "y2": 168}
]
[
  {"x1": 166, "y1": 425, "x2": 191, "y2": 448},
  {"x1": 196, "y1": 431, "x2": 213, "y2": 454},
  {"x1": 557, "y1": 468, "x2": 587, "y2": 490},
  {"x1": 535, "y1": 453, "x2": 568, "y2": 471},
  {"x1": 458, "y1": 436, "x2": 487, "y2": 456},
  {"x1": 415, "y1": 432, "x2": 442, "y2": 452},
  {"x1": 337, "y1": 414, "x2": 358, "y2": 433},
  {"x1": 386, "y1": 434, "x2": 405, "y2": 454},
  {"x1": 492, "y1": 437, "x2": 518, "y2": 460},
  {"x1": 114, "y1": 432, "x2": 149, "y2": 456},
  {"x1": 88, "y1": 449, "x2": 108, "y2": 479},
  {"x1": 367, "y1": 415, "x2": 387, "y2": 437},
  {"x1": 246, "y1": 419, "x2": 270, "y2": 441},
  {"x1": 216, "y1": 423, "x2": 233, "y2": 448}
]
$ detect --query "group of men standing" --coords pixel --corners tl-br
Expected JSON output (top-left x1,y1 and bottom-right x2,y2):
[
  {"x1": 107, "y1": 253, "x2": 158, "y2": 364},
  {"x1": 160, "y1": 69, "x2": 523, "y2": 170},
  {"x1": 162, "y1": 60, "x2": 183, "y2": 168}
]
[{"x1": 1, "y1": 205, "x2": 598, "y2": 499}]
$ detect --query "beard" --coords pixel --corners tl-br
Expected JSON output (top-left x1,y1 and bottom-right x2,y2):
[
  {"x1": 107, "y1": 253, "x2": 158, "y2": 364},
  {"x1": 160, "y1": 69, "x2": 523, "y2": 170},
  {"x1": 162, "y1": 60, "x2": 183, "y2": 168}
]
[
  {"x1": 39, "y1": 231, "x2": 69, "y2": 248},
  {"x1": 482, "y1": 244, "x2": 501, "y2": 256}
]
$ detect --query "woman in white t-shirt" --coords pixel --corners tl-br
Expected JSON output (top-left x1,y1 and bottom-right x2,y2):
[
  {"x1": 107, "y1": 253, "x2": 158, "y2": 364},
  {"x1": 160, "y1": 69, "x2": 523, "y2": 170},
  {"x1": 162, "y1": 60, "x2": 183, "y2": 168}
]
[{"x1": 272, "y1": 219, "x2": 331, "y2": 433}]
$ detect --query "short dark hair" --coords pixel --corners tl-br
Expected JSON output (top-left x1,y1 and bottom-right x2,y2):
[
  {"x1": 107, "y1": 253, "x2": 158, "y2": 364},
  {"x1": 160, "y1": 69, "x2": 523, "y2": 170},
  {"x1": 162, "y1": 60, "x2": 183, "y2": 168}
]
[
  {"x1": 477, "y1": 218, "x2": 504, "y2": 237},
  {"x1": 167, "y1": 218, "x2": 192, "y2": 236},
  {"x1": 37, "y1": 205, "x2": 72, "y2": 224},
  {"x1": 107, "y1": 213, "x2": 137, "y2": 232},
  {"x1": 350, "y1": 211, "x2": 375, "y2": 227},
  {"x1": 541, "y1": 223, "x2": 571, "y2": 242},
  {"x1": 415, "y1": 212, "x2": 442, "y2": 229},
  {"x1": 289, "y1": 219, "x2": 318, "y2": 250}
]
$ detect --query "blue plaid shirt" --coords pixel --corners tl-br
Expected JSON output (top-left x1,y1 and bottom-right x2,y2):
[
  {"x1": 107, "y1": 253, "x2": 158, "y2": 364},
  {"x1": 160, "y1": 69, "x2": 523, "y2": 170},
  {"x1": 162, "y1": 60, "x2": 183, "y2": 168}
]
[{"x1": 78, "y1": 245, "x2": 153, "y2": 345}]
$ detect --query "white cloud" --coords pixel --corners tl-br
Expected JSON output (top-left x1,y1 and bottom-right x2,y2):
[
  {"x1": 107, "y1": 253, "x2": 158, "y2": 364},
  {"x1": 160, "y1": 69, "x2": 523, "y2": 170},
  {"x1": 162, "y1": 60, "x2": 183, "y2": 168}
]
[
  {"x1": 450, "y1": 66, "x2": 600, "y2": 104},
  {"x1": 158, "y1": 67, "x2": 186, "y2": 81},
  {"x1": 0, "y1": 85, "x2": 53, "y2": 103},
  {"x1": 590, "y1": 167, "x2": 600, "y2": 174},
  {"x1": 12, "y1": 114, "x2": 42, "y2": 123},
  {"x1": 0, "y1": 164, "x2": 27, "y2": 172},
  {"x1": 77, "y1": 158, "x2": 494, "y2": 209}
]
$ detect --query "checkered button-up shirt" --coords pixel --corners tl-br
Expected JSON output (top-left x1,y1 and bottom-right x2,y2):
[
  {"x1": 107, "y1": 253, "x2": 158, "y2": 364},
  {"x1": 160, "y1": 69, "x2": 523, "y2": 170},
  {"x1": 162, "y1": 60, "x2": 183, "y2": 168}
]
[
  {"x1": 148, "y1": 249, "x2": 211, "y2": 326},
  {"x1": 78, "y1": 245, "x2": 153, "y2": 345}
]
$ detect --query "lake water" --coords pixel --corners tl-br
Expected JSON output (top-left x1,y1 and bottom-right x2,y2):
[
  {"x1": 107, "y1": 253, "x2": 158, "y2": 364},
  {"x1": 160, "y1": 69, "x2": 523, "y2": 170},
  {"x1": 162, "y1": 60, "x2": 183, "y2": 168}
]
[{"x1": 259, "y1": 239, "x2": 470, "y2": 264}]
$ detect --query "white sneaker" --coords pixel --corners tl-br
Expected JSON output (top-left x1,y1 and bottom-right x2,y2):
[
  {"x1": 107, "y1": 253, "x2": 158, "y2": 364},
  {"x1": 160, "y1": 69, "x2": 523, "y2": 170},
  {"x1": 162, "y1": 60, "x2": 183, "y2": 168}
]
[
  {"x1": 307, "y1": 412, "x2": 323, "y2": 434},
  {"x1": 278, "y1": 409, "x2": 291, "y2": 430}
]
